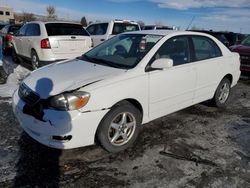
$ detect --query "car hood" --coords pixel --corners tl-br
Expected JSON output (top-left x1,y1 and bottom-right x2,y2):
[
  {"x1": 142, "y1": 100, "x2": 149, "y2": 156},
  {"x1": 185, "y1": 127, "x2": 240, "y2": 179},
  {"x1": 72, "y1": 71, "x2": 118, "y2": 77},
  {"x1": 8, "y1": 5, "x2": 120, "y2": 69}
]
[
  {"x1": 23, "y1": 59, "x2": 125, "y2": 99},
  {"x1": 230, "y1": 45, "x2": 250, "y2": 54}
]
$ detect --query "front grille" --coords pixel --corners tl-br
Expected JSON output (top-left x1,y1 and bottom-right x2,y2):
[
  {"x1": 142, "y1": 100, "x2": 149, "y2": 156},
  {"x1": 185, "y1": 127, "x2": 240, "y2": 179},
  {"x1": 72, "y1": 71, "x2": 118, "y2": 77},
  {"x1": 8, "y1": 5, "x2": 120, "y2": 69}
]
[
  {"x1": 240, "y1": 54, "x2": 250, "y2": 65},
  {"x1": 18, "y1": 82, "x2": 40, "y2": 106}
]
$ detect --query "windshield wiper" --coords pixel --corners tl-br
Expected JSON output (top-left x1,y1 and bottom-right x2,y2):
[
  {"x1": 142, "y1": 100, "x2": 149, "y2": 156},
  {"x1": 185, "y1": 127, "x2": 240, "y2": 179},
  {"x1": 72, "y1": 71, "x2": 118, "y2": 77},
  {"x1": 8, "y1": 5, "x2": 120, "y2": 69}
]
[
  {"x1": 90, "y1": 57, "x2": 129, "y2": 69},
  {"x1": 79, "y1": 55, "x2": 129, "y2": 69},
  {"x1": 78, "y1": 54, "x2": 97, "y2": 63}
]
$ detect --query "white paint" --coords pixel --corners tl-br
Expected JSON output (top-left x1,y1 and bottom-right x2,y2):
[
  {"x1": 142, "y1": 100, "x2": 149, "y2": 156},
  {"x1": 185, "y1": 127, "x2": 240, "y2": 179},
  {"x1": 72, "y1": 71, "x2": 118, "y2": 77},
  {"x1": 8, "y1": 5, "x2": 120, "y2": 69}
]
[{"x1": 12, "y1": 30, "x2": 241, "y2": 149}]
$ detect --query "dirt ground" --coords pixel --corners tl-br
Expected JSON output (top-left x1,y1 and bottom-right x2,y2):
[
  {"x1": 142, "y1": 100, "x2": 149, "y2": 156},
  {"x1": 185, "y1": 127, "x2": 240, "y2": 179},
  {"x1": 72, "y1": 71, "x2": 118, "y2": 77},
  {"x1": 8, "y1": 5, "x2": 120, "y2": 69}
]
[{"x1": 0, "y1": 60, "x2": 250, "y2": 187}]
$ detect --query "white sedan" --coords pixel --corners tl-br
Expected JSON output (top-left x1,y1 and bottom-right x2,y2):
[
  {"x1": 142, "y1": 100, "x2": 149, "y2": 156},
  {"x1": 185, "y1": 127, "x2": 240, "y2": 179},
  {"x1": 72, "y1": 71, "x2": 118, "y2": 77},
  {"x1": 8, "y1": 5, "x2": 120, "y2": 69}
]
[{"x1": 12, "y1": 30, "x2": 240, "y2": 152}]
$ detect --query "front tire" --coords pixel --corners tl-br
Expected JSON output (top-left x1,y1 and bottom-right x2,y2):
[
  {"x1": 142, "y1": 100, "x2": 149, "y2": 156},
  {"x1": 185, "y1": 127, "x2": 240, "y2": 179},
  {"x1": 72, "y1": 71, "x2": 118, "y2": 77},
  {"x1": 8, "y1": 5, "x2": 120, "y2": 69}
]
[
  {"x1": 97, "y1": 102, "x2": 142, "y2": 153},
  {"x1": 212, "y1": 78, "x2": 231, "y2": 108}
]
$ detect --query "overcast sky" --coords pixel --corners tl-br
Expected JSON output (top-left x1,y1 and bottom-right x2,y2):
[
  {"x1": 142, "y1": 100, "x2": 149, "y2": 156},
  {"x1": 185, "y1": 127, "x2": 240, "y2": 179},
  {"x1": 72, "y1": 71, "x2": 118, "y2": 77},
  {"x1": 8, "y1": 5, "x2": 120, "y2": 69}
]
[{"x1": 1, "y1": 0, "x2": 250, "y2": 33}]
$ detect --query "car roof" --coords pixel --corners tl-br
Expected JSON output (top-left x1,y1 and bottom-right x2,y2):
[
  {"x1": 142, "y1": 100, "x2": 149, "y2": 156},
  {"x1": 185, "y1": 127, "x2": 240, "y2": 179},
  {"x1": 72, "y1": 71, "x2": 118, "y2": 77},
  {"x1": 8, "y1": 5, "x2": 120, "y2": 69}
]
[
  {"x1": 88, "y1": 20, "x2": 139, "y2": 25},
  {"x1": 27, "y1": 21, "x2": 82, "y2": 25},
  {"x1": 125, "y1": 30, "x2": 211, "y2": 37}
]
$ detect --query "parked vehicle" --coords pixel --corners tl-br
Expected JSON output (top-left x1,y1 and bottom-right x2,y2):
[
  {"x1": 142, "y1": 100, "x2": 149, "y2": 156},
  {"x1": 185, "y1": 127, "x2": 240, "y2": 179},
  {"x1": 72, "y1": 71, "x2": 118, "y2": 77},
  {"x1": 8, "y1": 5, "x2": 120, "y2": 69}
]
[
  {"x1": 229, "y1": 35, "x2": 250, "y2": 74},
  {"x1": 13, "y1": 30, "x2": 240, "y2": 152},
  {"x1": 0, "y1": 23, "x2": 6, "y2": 31},
  {"x1": 142, "y1": 25, "x2": 177, "y2": 30},
  {"x1": 223, "y1": 32, "x2": 247, "y2": 46},
  {"x1": 1, "y1": 24, "x2": 21, "y2": 54},
  {"x1": 189, "y1": 30, "x2": 230, "y2": 47},
  {"x1": 86, "y1": 20, "x2": 140, "y2": 47},
  {"x1": 12, "y1": 21, "x2": 92, "y2": 70}
]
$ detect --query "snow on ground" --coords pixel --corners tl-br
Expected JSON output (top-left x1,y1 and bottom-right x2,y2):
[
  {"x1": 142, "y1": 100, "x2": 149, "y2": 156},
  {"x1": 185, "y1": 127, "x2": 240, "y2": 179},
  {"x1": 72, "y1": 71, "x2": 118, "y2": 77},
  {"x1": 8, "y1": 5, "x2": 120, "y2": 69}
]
[{"x1": 0, "y1": 57, "x2": 30, "y2": 98}]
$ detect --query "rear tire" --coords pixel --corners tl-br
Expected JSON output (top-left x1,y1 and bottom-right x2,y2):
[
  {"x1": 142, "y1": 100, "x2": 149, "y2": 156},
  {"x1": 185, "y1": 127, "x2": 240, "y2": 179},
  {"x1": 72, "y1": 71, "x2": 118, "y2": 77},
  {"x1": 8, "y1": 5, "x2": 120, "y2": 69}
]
[
  {"x1": 211, "y1": 78, "x2": 231, "y2": 108},
  {"x1": 96, "y1": 101, "x2": 142, "y2": 153},
  {"x1": 11, "y1": 47, "x2": 19, "y2": 64},
  {"x1": 31, "y1": 50, "x2": 40, "y2": 70}
]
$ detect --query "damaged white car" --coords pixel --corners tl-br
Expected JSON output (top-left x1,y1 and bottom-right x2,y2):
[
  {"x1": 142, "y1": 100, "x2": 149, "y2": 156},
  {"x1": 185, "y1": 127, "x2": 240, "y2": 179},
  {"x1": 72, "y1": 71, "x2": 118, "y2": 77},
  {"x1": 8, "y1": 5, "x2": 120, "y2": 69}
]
[{"x1": 12, "y1": 30, "x2": 240, "y2": 152}]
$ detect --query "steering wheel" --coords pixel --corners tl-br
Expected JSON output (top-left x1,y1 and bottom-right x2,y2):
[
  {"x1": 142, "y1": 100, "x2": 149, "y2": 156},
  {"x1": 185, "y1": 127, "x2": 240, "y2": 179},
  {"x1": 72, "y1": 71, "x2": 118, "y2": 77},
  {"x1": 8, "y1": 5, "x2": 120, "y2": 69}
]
[{"x1": 113, "y1": 45, "x2": 128, "y2": 58}]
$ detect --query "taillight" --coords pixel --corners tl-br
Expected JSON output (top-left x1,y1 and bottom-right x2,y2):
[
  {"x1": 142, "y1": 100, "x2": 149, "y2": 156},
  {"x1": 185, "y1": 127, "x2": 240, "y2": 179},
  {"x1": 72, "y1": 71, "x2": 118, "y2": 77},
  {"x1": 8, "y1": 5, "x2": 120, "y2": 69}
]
[
  {"x1": 6, "y1": 34, "x2": 13, "y2": 42},
  {"x1": 91, "y1": 38, "x2": 94, "y2": 48},
  {"x1": 41, "y1": 38, "x2": 51, "y2": 49}
]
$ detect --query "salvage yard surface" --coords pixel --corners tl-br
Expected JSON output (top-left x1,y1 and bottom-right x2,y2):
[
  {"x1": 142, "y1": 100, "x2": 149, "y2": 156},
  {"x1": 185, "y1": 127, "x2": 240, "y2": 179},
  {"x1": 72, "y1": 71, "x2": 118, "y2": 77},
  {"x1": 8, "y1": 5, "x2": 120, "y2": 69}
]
[{"x1": 0, "y1": 58, "x2": 250, "y2": 187}]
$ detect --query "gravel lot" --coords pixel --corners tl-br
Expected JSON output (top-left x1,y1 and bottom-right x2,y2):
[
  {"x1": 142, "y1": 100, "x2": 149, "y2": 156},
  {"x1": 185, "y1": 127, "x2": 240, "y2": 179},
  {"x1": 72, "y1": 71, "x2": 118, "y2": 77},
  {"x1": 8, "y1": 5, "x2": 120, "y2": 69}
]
[{"x1": 0, "y1": 56, "x2": 250, "y2": 188}]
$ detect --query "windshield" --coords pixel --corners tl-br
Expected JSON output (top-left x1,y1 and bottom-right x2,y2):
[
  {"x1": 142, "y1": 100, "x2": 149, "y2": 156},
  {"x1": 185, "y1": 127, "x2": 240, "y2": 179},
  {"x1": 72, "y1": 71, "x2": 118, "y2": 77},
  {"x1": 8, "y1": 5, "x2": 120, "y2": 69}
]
[
  {"x1": 241, "y1": 35, "x2": 250, "y2": 46},
  {"x1": 82, "y1": 34, "x2": 163, "y2": 69}
]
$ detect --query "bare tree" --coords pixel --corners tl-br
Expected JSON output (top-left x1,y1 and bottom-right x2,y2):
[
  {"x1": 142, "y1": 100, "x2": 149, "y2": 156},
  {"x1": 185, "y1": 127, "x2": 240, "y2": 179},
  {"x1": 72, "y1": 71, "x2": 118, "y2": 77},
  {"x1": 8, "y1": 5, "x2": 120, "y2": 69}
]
[
  {"x1": 137, "y1": 20, "x2": 145, "y2": 28},
  {"x1": 80, "y1": 17, "x2": 87, "y2": 27},
  {"x1": 14, "y1": 12, "x2": 36, "y2": 23},
  {"x1": 46, "y1": 6, "x2": 57, "y2": 21}
]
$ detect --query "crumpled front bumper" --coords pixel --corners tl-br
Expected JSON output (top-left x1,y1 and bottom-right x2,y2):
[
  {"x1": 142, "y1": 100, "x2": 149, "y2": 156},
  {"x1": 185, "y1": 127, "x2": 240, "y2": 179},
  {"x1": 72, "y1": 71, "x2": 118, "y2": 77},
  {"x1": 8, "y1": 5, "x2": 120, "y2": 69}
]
[{"x1": 12, "y1": 89, "x2": 109, "y2": 149}]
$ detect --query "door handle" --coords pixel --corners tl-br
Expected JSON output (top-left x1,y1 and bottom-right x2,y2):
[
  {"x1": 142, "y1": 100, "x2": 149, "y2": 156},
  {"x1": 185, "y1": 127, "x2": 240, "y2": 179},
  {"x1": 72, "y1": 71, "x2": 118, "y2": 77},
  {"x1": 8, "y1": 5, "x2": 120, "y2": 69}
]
[{"x1": 100, "y1": 39, "x2": 105, "y2": 41}]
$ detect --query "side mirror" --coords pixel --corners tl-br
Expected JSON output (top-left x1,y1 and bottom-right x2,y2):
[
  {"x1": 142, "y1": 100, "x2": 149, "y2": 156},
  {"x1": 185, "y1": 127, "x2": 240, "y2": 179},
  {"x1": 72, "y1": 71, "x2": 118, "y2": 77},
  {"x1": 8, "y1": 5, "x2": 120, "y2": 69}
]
[{"x1": 151, "y1": 58, "x2": 173, "y2": 70}]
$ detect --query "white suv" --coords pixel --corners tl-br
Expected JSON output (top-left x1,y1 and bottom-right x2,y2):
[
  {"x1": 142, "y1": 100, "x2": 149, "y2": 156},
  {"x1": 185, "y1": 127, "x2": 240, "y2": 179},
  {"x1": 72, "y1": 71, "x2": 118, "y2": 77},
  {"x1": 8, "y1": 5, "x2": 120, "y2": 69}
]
[
  {"x1": 86, "y1": 20, "x2": 140, "y2": 47},
  {"x1": 12, "y1": 21, "x2": 92, "y2": 69}
]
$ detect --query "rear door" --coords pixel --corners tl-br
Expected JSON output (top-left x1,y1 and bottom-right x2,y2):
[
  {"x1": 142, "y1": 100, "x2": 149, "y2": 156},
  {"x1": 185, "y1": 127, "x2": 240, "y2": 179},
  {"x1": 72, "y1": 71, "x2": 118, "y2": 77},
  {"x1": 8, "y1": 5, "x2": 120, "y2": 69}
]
[
  {"x1": 46, "y1": 23, "x2": 91, "y2": 55},
  {"x1": 86, "y1": 23, "x2": 108, "y2": 46},
  {"x1": 190, "y1": 35, "x2": 224, "y2": 103}
]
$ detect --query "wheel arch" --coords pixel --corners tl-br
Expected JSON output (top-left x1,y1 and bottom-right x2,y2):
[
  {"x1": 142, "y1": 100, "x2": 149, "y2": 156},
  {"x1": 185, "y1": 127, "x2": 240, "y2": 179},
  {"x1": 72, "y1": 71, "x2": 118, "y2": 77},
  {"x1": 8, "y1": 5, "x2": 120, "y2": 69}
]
[
  {"x1": 94, "y1": 98, "x2": 144, "y2": 151},
  {"x1": 113, "y1": 98, "x2": 144, "y2": 119},
  {"x1": 223, "y1": 74, "x2": 233, "y2": 86}
]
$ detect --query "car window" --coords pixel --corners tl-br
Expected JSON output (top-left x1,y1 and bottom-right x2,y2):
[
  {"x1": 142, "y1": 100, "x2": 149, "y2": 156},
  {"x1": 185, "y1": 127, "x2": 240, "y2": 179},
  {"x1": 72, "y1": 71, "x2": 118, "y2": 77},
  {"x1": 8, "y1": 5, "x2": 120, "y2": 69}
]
[
  {"x1": 86, "y1": 25, "x2": 95, "y2": 35},
  {"x1": 25, "y1": 24, "x2": 40, "y2": 36},
  {"x1": 112, "y1": 23, "x2": 140, "y2": 35},
  {"x1": 241, "y1": 35, "x2": 250, "y2": 47},
  {"x1": 9, "y1": 25, "x2": 21, "y2": 34},
  {"x1": 192, "y1": 36, "x2": 222, "y2": 61},
  {"x1": 152, "y1": 36, "x2": 190, "y2": 66},
  {"x1": 1, "y1": 26, "x2": 8, "y2": 34},
  {"x1": 18, "y1": 25, "x2": 28, "y2": 36},
  {"x1": 143, "y1": 26, "x2": 154, "y2": 30},
  {"x1": 86, "y1": 23, "x2": 108, "y2": 35},
  {"x1": 45, "y1": 23, "x2": 89, "y2": 36}
]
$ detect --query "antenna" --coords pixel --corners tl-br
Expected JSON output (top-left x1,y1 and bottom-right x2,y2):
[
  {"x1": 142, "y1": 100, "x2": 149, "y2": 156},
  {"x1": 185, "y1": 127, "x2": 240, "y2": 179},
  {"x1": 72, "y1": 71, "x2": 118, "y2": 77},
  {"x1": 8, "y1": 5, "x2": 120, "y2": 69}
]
[{"x1": 186, "y1": 16, "x2": 195, "y2": 30}]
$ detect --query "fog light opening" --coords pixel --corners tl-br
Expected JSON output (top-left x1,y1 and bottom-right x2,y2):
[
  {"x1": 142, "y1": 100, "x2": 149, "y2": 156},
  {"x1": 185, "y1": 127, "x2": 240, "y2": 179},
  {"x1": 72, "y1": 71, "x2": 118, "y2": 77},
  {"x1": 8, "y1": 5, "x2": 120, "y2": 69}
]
[{"x1": 52, "y1": 135, "x2": 72, "y2": 141}]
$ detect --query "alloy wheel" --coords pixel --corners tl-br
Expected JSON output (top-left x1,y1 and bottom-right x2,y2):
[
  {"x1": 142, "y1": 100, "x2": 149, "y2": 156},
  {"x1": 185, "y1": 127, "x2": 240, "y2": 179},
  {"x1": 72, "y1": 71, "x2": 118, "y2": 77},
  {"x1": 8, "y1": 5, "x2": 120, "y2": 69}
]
[{"x1": 108, "y1": 112, "x2": 136, "y2": 146}]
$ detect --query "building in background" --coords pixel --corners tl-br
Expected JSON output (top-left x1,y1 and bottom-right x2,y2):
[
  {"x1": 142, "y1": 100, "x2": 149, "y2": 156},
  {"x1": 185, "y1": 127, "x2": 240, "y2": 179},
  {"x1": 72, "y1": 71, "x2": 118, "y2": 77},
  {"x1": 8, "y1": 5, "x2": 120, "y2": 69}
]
[{"x1": 0, "y1": 6, "x2": 14, "y2": 24}]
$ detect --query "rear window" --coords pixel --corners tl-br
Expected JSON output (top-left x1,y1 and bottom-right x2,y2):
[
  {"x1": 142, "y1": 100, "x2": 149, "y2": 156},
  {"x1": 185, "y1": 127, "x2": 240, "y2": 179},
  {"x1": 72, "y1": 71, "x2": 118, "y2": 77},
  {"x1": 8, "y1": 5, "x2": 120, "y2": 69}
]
[
  {"x1": 86, "y1": 23, "x2": 108, "y2": 35},
  {"x1": 45, "y1": 23, "x2": 89, "y2": 36},
  {"x1": 112, "y1": 23, "x2": 140, "y2": 35},
  {"x1": 143, "y1": 26, "x2": 154, "y2": 30},
  {"x1": 9, "y1": 25, "x2": 21, "y2": 33}
]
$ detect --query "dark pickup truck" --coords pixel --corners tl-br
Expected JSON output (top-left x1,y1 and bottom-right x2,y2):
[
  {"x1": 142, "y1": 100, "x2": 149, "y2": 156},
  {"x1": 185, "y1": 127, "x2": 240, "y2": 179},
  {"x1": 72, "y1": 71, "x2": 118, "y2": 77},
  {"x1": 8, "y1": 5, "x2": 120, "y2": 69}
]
[{"x1": 230, "y1": 35, "x2": 250, "y2": 75}]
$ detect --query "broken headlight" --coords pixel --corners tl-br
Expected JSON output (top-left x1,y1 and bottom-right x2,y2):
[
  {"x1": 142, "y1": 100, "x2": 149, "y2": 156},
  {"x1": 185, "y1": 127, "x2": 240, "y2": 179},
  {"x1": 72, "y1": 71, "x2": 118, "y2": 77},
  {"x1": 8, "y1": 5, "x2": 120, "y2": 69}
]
[{"x1": 49, "y1": 91, "x2": 90, "y2": 111}]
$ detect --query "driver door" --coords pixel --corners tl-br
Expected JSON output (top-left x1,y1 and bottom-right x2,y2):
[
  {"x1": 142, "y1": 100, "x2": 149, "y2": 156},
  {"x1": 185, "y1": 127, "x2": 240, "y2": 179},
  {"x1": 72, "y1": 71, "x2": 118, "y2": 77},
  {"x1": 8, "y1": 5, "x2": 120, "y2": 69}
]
[{"x1": 148, "y1": 36, "x2": 197, "y2": 120}]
